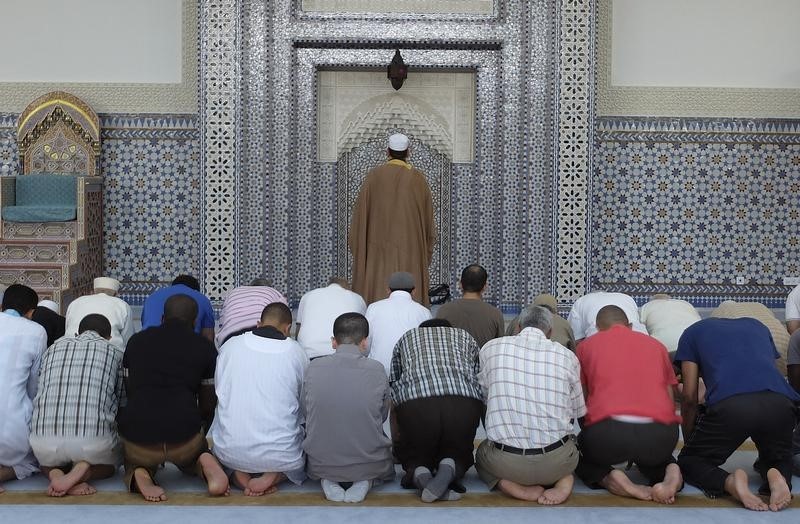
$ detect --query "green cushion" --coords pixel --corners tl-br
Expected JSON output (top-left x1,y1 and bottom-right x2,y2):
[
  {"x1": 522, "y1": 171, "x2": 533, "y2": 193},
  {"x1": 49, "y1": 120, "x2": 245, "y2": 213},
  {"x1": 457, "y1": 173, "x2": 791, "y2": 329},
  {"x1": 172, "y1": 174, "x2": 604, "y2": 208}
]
[
  {"x1": 16, "y1": 174, "x2": 77, "y2": 207},
  {"x1": 2, "y1": 205, "x2": 77, "y2": 222}
]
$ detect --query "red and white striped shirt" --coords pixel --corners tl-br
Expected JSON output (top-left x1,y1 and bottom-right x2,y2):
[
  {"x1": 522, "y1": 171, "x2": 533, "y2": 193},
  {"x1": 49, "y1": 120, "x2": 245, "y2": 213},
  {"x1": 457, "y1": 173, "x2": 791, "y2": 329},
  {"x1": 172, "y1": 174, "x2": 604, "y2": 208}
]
[
  {"x1": 216, "y1": 286, "x2": 288, "y2": 347},
  {"x1": 479, "y1": 327, "x2": 586, "y2": 449}
]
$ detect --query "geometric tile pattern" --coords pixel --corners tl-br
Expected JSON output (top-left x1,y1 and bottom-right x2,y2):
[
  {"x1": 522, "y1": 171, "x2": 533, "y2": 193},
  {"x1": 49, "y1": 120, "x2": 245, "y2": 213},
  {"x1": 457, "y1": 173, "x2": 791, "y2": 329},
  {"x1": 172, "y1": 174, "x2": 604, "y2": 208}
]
[
  {"x1": 592, "y1": 116, "x2": 800, "y2": 308},
  {"x1": 1, "y1": 113, "x2": 201, "y2": 306},
  {"x1": 204, "y1": 0, "x2": 593, "y2": 311}
]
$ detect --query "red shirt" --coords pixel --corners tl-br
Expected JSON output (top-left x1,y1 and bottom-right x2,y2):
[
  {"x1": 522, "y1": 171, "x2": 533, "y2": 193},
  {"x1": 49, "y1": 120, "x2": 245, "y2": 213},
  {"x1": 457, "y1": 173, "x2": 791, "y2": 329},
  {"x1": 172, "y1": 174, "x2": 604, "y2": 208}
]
[{"x1": 577, "y1": 325, "x2": 680, "y2": 426}]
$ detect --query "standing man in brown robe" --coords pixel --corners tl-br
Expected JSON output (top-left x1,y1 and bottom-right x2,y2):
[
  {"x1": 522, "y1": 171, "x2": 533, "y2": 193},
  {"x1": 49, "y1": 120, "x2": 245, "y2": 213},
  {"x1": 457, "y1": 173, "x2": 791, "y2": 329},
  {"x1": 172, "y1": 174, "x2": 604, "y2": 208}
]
[{"x1": 349, "y1": 133, "x2": 436, "y2": 306}]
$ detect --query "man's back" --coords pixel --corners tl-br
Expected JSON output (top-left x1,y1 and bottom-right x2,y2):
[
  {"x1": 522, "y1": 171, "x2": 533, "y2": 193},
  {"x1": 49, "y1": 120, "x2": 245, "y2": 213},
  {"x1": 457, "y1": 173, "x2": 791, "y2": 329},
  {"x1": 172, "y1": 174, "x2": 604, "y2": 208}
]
[
  {"x1": 216, "y1": 285, "x2": 288, "y2": 346},
  {"x1": 436, "y1": 298, "x2": 504, "y2": 348},
  {"x1": 0, "y1": 312, "x2": 46, "y2": 454},
  {"x1": 479, "y1": 328, "x2": 585, "y2": 448},
  {"x1": 297, "y1": 284, "x2": 367, "y2": 359},
  {"x1": 568, "y1": 292, "x2": 647, "y2": 340},
  {"x1": 676, "y1": 317, "x2": 800, "y2": 406},
  {"x1": 639, "y1": 299, "x2": 700, "y2": 353},
  {"x1": 32, "y1": 331, "x2": 123, "y2": 437},
  {"x1": 210, "y1": 329, "x2": 308, "y2": 472},
  {"x1": 65, "y1": 293, "x2": 133, "y2": 349},
  {"x1": 350, "y1": 162, "x2": 435, "y2": 305},
  {"x1": 711, "y1": 301, "x2": 790, "y2": 375},
  {"x1": 120, "y1": 322, "x2": 217, "y2": 443},
  {"x1": 141, "y1": 285, "x2": 215, "y2": 334},
  {"x1": 366, "y1": 291, "x2": 431, "y2": 373},
  {"x1": 577, "y1": 325, "x2": 679, "y2": 426}
]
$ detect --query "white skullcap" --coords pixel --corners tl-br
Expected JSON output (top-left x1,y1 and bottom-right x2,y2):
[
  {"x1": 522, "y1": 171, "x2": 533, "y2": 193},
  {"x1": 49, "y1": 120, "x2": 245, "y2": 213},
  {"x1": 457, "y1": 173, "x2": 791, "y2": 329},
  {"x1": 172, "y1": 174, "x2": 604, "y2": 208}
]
[
  {"x1": 94, "y1": 277, "x2": 120, "y2": 292},
  {"x1": 38, "y1": 300, "x2": 60, "y2": 313},
  {"x1": 388, "y1": 133, "x2": 409, "y2": 151}
]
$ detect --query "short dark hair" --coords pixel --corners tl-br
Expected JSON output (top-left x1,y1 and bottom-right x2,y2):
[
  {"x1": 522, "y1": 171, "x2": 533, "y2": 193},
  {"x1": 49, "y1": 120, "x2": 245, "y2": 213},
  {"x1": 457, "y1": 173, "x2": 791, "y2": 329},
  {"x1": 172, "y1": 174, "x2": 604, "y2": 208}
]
[
  {"x1": 333, "y1": 312, "x2": 369, "y2": 345},
  {"x1": 260, "y1": 302, "x2": 293, "y2": 326},
  {"x1": 388, "y1": 148, "x2": 408, "y2": 160},
  {"x1": 420, "y1": 318, "x2": 451, "y2": 328},
  {"x1": 596, "y1": 305, "x2": 629, "y2": 331},
  {"x1": 1, "y1": 284, "x2": 38, "y2": 316},
  {"x1": 78, "y1": 314, "x2": 112, "y2": 339},
  {"x1": 460, "y1": 264, "x2": 488, "y2": 293},
  {"x1": 163, "y1": 294, "x2": 198, "y2": 327},
  {"x1": 172, "y1": 274, "x2": 200, "y2": 291}
]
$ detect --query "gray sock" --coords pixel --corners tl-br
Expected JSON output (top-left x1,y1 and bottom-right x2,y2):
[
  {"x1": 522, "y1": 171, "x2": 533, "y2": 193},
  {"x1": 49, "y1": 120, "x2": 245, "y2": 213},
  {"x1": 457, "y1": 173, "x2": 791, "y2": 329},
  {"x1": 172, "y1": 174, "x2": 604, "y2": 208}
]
[
  {"x1": 413, "y1": 466, "x2": 433, "y2": 491},
  {"x1": 421, "y1": 458, "x2": 456, "y2": 503}
]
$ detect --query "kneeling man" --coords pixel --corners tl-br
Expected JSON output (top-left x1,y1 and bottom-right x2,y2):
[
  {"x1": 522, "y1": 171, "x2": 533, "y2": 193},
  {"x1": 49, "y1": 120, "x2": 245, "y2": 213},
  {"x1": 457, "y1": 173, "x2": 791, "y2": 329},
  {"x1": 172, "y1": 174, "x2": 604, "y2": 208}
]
[
  {"x1": 677, "y1": 317, "x2": 799, "y2": 512},
  {"x1": 303, "y1": 313, "x2": 394, "y2": 502},
  {"x1": 30, "y1": 314, "x2": 124, "y2": 496},
  {"x1": 210, "y1": 302, "x2": 309, "y2": 495},
  {"x1": 576, "y1": 306, "x2": 682, "y2": 503},
  {"x1": 476, "y1": 305, "x2": 584, "y2": 504}
]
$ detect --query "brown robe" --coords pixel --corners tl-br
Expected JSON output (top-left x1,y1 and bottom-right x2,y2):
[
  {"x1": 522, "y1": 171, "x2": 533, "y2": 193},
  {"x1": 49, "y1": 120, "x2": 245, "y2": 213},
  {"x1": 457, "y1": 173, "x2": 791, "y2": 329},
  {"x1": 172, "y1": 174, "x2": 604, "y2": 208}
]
[{"x1": 349, "y1": 160, "x2": 435, "y2": 305}]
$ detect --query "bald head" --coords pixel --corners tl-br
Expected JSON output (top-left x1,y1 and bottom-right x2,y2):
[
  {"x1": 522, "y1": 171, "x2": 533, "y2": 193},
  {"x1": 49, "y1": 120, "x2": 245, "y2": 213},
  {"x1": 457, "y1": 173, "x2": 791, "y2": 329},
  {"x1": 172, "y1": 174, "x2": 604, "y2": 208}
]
[
  {"x1": 163, "y1": 294, "x2": 198, "y2": 329},
  {"x1": 595, "y1": 305, "x2": 630, "y2": 331},
  {"x1": 259, "y1": 302, "x2": 293, "y2": 334}
]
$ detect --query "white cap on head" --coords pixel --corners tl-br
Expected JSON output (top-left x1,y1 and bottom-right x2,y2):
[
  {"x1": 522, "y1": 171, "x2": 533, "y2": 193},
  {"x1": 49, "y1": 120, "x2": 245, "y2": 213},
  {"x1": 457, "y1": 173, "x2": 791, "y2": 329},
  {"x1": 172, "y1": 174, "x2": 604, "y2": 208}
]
[
  {"x1": 38, "y1": 300, "x2": 60, "y2": 314},
  {"x1": 94, "y1": 277, "x2": 121, "y2": 293},
  {"x1": 388, "y1": 133, "x2": 409, "y2": 152}
]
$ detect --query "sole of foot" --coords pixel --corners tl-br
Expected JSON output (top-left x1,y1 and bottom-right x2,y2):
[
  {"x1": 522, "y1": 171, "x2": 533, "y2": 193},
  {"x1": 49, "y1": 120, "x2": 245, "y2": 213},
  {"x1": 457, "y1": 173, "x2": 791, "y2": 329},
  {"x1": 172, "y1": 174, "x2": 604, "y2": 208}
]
[
  {"x1": 538, "y1": 476, "x2": 574, "y2": 505},
  {"x1": 766, "y1": 468, "x2": 792, "y2": 512},
  {"x1": 198, "y1": 453, "x2": 229, "y2": 497},
  {"x1": 604, "y1": 469, "x2": 653, "y2": 501},
  {"x1": 729, "y1": 469, "x2": 767, "y2": 511},
  {"x1": 651, "y1": 464, "x2": 682, "y2": 505},
  {"x1": 48, "y1": 462, "x2": 90, "y2": 497},
  {"x1": 133, "y1": 468, "x2": 167, "y2": 502},
  {"x1": 246, "y1": 472, "x2": 282, "y2": 497}
]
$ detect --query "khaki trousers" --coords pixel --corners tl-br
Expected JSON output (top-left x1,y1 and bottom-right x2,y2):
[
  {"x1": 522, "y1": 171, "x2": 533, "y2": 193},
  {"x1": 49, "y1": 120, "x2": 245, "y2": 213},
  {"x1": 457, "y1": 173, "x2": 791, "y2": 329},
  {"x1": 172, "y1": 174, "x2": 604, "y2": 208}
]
[
  {"x1": 122, "y1": 433, "x2": 207, "y2": 491},
  {"x1": 475, "y1": 437, "x2": 578, "y2": 490}
]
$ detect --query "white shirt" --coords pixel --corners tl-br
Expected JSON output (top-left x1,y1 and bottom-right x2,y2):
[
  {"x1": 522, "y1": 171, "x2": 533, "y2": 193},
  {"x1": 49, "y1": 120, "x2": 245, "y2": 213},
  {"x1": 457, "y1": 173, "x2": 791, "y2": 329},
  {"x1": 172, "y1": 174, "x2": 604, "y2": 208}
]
[
  {"x1": 568, "y1": 291, "x2": 648, "y2": 340},
  {"x1": 787, "y1": 285, "x2": 800, "y2": 322},
  {"x1": 639, "y1": 298, "x2": 701, "y2": 353},
  {"x1": 65, "y1": 292, "x2": 134, "y2": 350},
  {"x1": 209, "y1": 331, "x2": 309, "y2": 474},
  {"x1": 0, "y1": 311, "x2": 47, "y2": 478},
  {"x1": 366, "y1": 291, "x2": 431, "y2": 375},
  {"x1": 296, "y1": 284, "x2": 367, "y2": 359}
]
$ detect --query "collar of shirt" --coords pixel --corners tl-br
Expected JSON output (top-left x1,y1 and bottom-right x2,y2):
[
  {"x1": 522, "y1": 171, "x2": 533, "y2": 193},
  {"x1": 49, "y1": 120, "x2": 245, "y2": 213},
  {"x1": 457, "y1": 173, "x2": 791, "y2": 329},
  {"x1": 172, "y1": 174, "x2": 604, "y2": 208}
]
[
  {"x1": 252, "y1": 325, "x2": 287, "y2": 340},
  {"x1": 2, "y1": 309, "x2": 21, "y2": 318},
  {"x1": 389, "y1": 290, "x2": 413, "y2": 301},
  {"x1": 517, "y1": 326, "x2": 548, "y2": 341},
  {"x1": 387, "y1": 159, "x2": 412, "y2": 170},
  {"x1": 76, "y1": 330, "x2": 109, "y2": 343},
  {"x1": 334, "y1": 343, "x2": 363, "y2": 357}
]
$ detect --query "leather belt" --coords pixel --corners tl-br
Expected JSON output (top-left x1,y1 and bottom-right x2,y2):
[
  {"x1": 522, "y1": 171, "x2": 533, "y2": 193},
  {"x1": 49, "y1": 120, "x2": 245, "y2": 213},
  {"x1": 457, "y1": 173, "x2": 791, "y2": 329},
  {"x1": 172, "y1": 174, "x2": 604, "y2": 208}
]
[{"x1": 492, "y1": 435, "x2": 571, "y2": 456}]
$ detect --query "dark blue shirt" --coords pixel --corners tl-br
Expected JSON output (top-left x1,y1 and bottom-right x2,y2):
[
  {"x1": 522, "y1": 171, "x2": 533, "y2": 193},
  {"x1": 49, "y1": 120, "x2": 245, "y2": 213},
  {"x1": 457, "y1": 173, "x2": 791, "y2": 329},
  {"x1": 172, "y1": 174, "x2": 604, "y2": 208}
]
[
  {"x1": 675, "y1": 317, "x2": 800, "y2": 406},
  {"x1": 141, "y1": 284, "x2": 216, "y2": 334}
]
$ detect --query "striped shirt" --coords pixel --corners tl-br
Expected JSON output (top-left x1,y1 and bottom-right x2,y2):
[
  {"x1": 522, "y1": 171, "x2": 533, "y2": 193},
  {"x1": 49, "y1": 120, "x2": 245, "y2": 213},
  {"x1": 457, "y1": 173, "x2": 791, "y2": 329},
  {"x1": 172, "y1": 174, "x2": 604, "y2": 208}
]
[
  {"x1": 31, "y1": 331, "x2": 124, "y2": 437},
  {"x1": 479, "y1": 327, "x2": 586, "y2": 449},
  {"x1": 216, "y1": 286, "x2": 289, "y2": 346},
  {"x1": 390, "y1": 327, "x2": 483, "y2": 405}
]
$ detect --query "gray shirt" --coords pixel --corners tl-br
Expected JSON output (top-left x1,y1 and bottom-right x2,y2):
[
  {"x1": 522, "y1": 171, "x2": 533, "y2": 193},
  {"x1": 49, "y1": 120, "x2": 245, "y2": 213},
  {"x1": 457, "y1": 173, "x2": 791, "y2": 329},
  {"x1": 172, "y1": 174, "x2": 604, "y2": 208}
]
[{"x1": 302, "y1": 344, "x2": 394, "y2": 482}]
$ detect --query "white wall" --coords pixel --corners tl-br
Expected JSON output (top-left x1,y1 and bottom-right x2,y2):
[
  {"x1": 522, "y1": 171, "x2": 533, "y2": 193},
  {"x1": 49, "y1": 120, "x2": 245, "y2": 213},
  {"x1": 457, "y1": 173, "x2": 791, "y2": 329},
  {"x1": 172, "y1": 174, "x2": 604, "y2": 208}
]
[
  {"x1": 611, "y1": 0, "x2": 800, "y2": 89},
  {"x1": 0, "y1": 0, "x2": 182, "y2": 84}
]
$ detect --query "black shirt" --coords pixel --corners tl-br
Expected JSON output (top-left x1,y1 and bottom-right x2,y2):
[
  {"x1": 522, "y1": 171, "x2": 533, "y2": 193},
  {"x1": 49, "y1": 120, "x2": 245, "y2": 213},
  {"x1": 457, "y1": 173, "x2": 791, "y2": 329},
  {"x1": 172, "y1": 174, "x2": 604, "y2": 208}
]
[
  {"x1": 32, "y1": 306, "x2": 66, "y2": 347},
  {"x1": 119, "y1": 320, "x2": 217, "y2": 444}
]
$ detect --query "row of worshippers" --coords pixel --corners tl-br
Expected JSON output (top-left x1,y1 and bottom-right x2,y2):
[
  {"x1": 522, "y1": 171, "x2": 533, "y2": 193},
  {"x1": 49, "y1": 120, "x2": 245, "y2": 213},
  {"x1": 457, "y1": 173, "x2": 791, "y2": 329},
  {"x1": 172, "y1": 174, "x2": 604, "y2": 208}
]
[{"x1": 1, "y1": 266, "x2": 790, "y2": 508}]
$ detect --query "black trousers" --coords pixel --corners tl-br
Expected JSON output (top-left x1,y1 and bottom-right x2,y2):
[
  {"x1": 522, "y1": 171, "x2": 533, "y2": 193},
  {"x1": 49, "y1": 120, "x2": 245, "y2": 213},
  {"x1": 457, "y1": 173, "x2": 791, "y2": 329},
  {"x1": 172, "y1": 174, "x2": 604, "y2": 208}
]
[
  {"x1": 678, "y1": 391, "x2": 798, "y2": 498},
  {"x1": 394, "y1": 395, "x2": 483, "y2": 488},
  {"x1": 576, "y1": 418, "x2": 679, "y2": 487}
]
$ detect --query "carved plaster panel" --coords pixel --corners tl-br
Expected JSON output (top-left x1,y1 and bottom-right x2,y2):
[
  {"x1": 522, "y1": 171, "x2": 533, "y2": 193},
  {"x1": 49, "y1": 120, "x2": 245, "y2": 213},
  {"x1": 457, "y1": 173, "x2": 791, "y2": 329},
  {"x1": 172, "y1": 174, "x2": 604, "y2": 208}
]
[{"x1": 301, "y1": 0, "x2": 495, "y2": 16}]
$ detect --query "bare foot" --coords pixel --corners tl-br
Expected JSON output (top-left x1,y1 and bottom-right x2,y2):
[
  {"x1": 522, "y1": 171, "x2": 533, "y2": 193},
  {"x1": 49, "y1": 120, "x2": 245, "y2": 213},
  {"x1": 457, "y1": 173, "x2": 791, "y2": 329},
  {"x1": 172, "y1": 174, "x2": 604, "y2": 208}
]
[
  {"x1": 652, "y1": 463, "x2": 682, "y2": 504},
  {"x1": 198, "y1": 453, "x2": 229, "y2": 497},
  {"x1": 497, "y1": 479, "x2": 545, "y2": 501},
  {"x1": 538, "y1": 474, "x2": 574, "y2": 505},
  {"x1": 66, "y1": 482, "x2": 97, "y2": 496},
  {"x1": 601, "y1": 469, "x2": 653, "y2": 501},
  {"x1": 725, "y1": 469, "x2": 767, "y2": 511},
  {"x1": 231, "y1": 470, "x2": 251, "y2": 491},
  {"x1": 766, "y1": 468, "x2": 792, "y2": 512},
  {"x1": 246, "y1": 472, "x2": 283, "y2": 497},
  {"x1": 133, "y1": 468, "x2": 167, "y2": 502},
  {"x1": 48, "y1": 462, "x2": 90, "y2": 497}
]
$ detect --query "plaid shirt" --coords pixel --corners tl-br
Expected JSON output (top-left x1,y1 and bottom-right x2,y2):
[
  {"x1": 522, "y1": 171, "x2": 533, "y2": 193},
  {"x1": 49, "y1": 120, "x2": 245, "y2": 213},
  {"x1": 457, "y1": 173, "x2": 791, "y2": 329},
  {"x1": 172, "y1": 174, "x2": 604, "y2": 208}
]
[
  {"x1": 31, "y1": 331, "x2": 124, "y2": 437},
  {"x1": 479, "y1": 327, "x2": 586, "y2": 449},
  {"x1": 390, "y1": 327, "x2": 483, "y2": 405}
]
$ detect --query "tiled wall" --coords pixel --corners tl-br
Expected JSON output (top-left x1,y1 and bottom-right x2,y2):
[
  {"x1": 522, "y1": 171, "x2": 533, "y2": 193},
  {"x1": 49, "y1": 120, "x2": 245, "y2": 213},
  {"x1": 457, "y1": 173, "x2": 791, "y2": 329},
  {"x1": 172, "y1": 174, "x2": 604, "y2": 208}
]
[
  {"x1": 591, "y1": 117, "x2": 800, "y2": 308},
  {"x1": 0, "y1": 114, "x2": 201, "y2": 305}
]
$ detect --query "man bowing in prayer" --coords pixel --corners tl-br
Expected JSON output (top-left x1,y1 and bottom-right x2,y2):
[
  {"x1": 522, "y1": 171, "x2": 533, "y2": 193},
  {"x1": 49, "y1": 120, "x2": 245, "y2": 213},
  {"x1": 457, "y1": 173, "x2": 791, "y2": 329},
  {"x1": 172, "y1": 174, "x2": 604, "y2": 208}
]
[{"x1": 349, "y1": 133, "x2": 436, "y2": 306}]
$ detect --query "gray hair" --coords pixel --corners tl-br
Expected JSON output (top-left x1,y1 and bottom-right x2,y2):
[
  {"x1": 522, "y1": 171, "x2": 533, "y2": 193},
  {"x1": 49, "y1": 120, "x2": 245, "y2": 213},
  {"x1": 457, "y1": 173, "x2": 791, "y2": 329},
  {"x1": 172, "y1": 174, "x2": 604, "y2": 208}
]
[
  {"x1": 518, "y1": 305, "x2": 552, "y2": 332},
  {"x1": 250, "y1": 278, "x2": 272, "y2": 286}
]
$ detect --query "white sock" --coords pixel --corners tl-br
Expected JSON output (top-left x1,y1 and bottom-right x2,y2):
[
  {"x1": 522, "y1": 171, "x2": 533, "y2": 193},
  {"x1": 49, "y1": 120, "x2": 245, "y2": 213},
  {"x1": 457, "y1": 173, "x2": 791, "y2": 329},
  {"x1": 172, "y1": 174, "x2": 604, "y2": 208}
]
[
  {"x1": 321, "y1": 479, "x2": 345, "y2": 502},
  {"x1": 343, "y1": 480, "x2": 372, "y2": 503}
]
